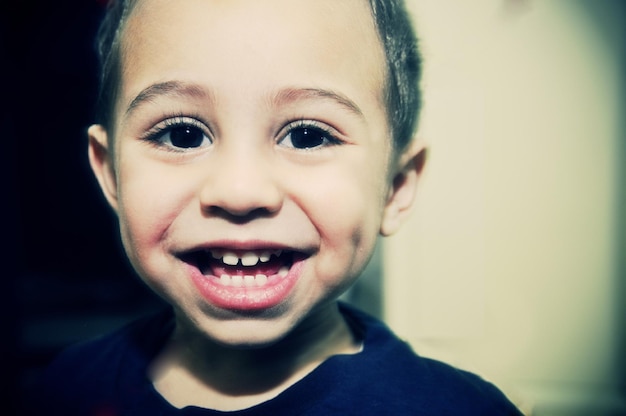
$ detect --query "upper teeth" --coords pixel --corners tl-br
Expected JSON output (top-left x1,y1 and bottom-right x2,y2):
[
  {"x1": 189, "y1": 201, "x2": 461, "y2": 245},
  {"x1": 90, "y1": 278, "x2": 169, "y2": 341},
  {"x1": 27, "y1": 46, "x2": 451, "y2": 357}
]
[{"x1": 212, "y1": 250, "x2": 281, "y2": 267}]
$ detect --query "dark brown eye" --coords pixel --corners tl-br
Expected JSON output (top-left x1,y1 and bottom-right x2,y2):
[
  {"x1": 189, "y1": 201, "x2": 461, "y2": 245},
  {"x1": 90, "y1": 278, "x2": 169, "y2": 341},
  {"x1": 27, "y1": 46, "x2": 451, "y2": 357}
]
[
  {"x1": 150, "y1": 122, "x2": 212, "y2": 150},
  {"x1": 168, "y1": 125, "x2": 207, "y2": 148},
  {"x1": 280, "y1": 125, "x2": 339, "y2": 149}
]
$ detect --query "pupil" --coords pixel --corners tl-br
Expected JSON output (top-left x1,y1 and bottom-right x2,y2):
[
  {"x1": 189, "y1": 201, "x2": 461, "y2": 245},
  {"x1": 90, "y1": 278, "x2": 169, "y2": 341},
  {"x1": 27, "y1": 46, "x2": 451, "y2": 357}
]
[
  {"x1": 170, "y1": 126, "x2": 204, "y2": 148},
  {"x1": 291, "y1": 128, "x2": 324, "y2": 148}
]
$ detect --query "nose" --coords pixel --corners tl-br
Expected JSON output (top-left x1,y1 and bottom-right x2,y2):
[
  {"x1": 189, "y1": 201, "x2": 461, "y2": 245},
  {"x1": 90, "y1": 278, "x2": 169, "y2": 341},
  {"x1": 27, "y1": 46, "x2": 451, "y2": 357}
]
[{"x1": 198, "y1": 147, "x2": 284, "y2": 220}]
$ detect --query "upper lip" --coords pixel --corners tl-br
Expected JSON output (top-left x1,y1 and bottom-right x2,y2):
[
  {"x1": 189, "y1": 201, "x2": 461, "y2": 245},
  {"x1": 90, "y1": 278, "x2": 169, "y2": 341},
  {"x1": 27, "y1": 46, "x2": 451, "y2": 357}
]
[{"x1": 173, "y1": 240, "x2": 313, "y2": 257}]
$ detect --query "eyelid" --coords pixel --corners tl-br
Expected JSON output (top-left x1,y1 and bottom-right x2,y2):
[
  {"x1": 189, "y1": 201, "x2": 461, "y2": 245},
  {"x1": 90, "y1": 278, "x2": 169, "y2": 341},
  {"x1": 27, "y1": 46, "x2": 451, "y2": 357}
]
[
  {"x1": 278, "y1": 119, "x2": 344, "y2": 146},
  {"x1": 140, "y1": 115, "x2": 213, "y2": 151}
]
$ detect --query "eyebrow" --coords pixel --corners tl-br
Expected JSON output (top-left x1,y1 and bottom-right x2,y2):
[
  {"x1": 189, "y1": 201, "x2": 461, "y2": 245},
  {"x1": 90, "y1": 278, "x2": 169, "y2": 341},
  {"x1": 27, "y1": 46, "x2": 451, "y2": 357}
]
[
  {"x1": 124, "y1": 81, "x2": 363, "y2": 119},
  {"x1": 270, "y1": 87, "x2": 364, "y2": 118},
  {"x1": 124, "y1": 81, "x2": 215, "y2": 116}
]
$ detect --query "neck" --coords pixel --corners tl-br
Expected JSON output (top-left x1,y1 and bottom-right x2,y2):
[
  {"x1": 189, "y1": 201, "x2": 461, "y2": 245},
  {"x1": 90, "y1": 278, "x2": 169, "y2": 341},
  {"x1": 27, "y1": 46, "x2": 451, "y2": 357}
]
[{"x1": 149, "y1": 302, "x2": 361, "y2": 411}]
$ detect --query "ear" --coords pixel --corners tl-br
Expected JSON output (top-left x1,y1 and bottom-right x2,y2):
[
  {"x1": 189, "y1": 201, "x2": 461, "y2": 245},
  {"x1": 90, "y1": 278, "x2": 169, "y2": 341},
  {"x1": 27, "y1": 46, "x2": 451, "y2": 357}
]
[
  {"x1": 87, "y1": 124, "x2": 119, "y2": 212},
  {"x1": 380, "y1": 141, "x2": 427, "y2": 236}
]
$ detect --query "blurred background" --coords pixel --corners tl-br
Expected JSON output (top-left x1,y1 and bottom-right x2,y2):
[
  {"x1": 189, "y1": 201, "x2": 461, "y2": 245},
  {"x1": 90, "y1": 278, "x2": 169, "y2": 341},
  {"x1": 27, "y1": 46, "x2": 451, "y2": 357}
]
[
  {"x1": 2, "y1": 0, "x2": 624, "y2": 415},
  {"x1": 385, "y1": 1, "x2": 625, "y2": 415}
]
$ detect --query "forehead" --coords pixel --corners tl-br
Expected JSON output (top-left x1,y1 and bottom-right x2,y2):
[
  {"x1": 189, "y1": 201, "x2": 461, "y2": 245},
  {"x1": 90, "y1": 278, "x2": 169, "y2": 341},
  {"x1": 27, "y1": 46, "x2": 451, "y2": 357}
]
[{"x1": 118, "y1": 0, "x2": 386, "y2": 118}]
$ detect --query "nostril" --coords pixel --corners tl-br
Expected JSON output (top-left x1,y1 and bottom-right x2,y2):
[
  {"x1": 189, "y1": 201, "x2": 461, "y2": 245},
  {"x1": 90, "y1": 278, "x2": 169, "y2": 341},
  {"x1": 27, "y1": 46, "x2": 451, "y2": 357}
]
[
  {"x1": 198, "y1": 164, "x2": 284, "y2": 219},
  {"x1": 204, "y1": 205, "x2": 279, "y2": 223}
]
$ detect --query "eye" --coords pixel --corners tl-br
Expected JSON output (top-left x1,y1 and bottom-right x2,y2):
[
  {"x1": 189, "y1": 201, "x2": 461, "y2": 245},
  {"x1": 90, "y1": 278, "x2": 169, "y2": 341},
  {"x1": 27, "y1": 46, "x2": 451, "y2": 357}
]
[
  {"x1": 165, "y1": 125, "x2": 209, "y2": 149},
  {"x1": 279, "y1": 123, "x2": 341, "y2": 150},
  {"x1": 144, "y1": 117, "x2": 212, "y2": 150}
]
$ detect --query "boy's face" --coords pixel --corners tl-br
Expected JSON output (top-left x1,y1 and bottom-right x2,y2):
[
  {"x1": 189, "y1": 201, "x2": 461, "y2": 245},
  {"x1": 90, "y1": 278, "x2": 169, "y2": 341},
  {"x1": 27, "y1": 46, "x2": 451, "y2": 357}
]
[{"x1": 89, "y1": 0, "x2": 420, "y2": 345}]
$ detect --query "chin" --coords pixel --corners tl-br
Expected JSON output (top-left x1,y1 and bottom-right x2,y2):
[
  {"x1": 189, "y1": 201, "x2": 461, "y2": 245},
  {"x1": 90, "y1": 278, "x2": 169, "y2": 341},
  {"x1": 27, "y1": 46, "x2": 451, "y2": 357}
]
[{"x1": 180, "y1": 305, "x2": 304, "y2": 349}]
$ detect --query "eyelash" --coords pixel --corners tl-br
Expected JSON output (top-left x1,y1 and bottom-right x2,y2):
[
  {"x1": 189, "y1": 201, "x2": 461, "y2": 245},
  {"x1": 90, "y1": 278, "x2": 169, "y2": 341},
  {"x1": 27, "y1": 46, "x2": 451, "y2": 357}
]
[
  {"x1": 140, "y1": 115, "x2": 211, "y2": 151},
  {"x1": 280, "y1": 120, "x2": 343, "y2": 148},
  {"x1": 139, "y1": 116, "x2": 343, "y2": 151}
]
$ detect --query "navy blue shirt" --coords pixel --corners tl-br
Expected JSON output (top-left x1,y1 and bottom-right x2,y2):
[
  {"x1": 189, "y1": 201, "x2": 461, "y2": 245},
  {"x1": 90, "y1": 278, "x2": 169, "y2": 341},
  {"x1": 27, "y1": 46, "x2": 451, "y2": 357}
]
[{"x1": 33, "y1": 303, "x2": 522, "y2": 415}]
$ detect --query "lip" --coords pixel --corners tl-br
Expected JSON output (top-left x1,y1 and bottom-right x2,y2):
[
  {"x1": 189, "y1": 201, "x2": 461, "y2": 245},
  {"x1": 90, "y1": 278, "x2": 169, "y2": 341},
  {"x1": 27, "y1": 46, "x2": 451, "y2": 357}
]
[{"x1": 180, "y1": 242, "x2": 309, "y2": 311}]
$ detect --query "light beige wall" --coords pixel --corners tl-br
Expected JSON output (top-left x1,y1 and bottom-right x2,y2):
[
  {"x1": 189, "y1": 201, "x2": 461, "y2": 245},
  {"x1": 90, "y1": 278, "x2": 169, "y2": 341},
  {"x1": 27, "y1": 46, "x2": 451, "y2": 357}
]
[{"x1": 383, "y1": 1, "x2": 625, "y2": 414}]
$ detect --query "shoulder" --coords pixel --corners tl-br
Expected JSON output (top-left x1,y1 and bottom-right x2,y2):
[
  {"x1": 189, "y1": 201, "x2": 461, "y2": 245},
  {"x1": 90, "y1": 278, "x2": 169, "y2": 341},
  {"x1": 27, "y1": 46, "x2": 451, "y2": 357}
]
[
  {"x1": 46, "y1": 307, "x2": 173, "y2": 376},
  {"x1": 409, "y1": 356, "x2": 522, "y2": 415},
  {"x1": 335, "y1": 303, "x2": 523, "y2": 415},
  {"x1": 30, "y1": 308, "x2": 174, "y2": 415}
]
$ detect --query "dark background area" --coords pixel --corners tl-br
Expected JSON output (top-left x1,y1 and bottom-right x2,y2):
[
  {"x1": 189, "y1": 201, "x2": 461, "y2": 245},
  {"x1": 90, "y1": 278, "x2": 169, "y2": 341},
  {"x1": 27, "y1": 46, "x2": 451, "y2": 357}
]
[{"x1": 1, "y1": 2, "x2": 164, "y2": 414}]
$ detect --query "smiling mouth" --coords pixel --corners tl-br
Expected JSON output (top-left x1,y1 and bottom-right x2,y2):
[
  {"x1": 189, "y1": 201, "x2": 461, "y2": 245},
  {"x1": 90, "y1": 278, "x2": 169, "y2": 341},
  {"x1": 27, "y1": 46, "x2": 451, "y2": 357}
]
[{"x1": 181, "y1": 249, "x2": 300, "y2": 287}]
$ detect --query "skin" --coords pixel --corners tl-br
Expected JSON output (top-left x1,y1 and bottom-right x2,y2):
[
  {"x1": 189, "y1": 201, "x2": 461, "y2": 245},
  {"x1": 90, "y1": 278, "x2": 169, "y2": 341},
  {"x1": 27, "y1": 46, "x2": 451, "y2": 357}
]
[{"x1": 88, "y1": 0, "x2": 425, "y2": 410}]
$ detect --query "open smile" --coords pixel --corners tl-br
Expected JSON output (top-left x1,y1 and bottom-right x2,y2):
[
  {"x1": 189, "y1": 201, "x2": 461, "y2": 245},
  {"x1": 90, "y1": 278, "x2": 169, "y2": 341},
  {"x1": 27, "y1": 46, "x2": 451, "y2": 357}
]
[
  {"x1": 182, "y1": 249, "x2": 295, "y2": 287},
  {"x1": 180, "y1": 247, "x2": 309, "y2": 310}
]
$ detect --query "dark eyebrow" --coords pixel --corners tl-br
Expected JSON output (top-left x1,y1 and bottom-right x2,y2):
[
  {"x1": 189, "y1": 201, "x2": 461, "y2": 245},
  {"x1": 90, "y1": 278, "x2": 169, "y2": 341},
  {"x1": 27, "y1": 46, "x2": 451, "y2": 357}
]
[
  {"x1": 124, "y1": 82, "x2": 363, "y2": 119},
  {"x1": 271, "y1": 87, "x2": 364, "y2": 118},
  {"x1": 124, "y1": 81, "x2": 214, "y2": 116}
]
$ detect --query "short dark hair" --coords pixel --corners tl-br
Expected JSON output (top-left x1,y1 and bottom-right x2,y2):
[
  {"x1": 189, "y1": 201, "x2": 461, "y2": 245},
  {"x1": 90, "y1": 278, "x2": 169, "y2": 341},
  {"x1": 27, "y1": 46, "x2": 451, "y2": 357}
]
[
  {"x1": 94, "y1": 0, "x2": 422, "y2": 151},
  {"x1": 368, "y1": 0, "x2": 422, "y2": 151}
]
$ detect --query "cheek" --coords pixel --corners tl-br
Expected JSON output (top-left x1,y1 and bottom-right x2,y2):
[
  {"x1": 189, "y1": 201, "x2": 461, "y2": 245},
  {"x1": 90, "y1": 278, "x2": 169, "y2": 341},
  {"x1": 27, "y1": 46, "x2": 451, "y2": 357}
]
[
  {"x1": 115, "y1": 159, "x2": 196, "y2": 268},
  {"x1": 290, "y1": 157, "x2": 388, "y2": 276}
]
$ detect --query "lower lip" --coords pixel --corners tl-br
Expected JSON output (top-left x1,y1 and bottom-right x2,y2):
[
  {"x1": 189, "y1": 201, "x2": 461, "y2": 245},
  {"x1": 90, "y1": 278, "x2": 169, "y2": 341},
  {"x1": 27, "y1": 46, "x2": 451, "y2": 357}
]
[{"x1": 188, "y1": 259, "x2": 304, "y2": 311}]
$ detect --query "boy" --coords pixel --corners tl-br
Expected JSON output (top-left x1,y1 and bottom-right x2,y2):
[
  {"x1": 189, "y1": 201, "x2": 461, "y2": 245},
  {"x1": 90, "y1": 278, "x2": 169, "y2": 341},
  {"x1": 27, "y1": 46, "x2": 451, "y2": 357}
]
[{"x1": 35, "y1": 0, "x2": 523, "y2": 414}]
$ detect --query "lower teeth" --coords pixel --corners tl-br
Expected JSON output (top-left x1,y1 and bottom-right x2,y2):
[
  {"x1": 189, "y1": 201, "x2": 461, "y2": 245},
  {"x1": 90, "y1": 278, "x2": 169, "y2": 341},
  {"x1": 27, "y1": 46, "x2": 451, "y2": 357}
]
[{"x1": 218, "y1": 267, "x2": 288, "y2": 287}]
